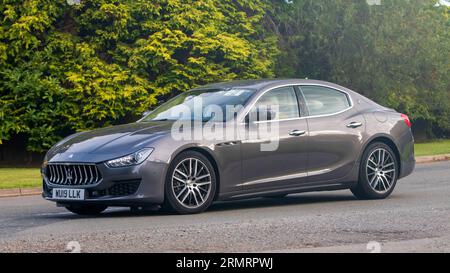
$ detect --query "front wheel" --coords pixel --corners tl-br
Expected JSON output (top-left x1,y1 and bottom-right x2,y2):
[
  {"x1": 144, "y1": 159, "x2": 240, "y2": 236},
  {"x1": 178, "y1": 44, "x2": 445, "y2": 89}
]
[
  {"x1": 162, "y1": 151, "x2": 217, "y2": 214},
  {"x1": 65, "y1": 204, "x2": 107, "y2": 215},
  {"x1": 351, "y1": 142, "x2": 398, "y2": 199}
]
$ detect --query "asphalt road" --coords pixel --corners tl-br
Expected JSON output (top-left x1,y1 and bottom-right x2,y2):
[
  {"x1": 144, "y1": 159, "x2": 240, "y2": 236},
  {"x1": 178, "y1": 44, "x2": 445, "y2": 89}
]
[{"x1": 0, "y1": 161, "x2": 449, "y2": 253}]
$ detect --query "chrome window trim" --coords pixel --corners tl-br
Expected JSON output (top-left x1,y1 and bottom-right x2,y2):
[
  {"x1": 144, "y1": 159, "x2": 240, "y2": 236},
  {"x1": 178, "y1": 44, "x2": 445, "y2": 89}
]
[{"x1": 239, "y1": 83, "x2": 354, "y2": 124}]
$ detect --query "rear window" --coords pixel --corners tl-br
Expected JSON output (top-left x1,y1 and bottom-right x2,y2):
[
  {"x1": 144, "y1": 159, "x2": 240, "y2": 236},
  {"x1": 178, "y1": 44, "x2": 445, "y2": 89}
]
[{"x1": 300, "y1": 86, "x2": 351, "y2": 116}]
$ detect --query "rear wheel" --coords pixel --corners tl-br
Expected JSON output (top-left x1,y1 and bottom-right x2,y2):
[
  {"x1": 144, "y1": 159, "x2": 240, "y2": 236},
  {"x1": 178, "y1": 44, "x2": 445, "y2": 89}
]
[
  {"x1": 65, "y1": 204, "x2": 107, "y2": 215},
  {"x1": 351, "y1": 142, "x2": 398, "y2": 199},
  {"x1": 162, "y1": 151, "x2": 217, "y2": 214}
]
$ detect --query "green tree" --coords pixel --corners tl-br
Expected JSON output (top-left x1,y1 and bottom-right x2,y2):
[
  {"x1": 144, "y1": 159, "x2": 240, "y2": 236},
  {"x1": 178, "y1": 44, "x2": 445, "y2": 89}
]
[
  {"x1": 269, "y1": 0, "x2": 450, "y2": 138},
  {"x1": 0, "y1": 0, "x2": 278, "y2": 152}
]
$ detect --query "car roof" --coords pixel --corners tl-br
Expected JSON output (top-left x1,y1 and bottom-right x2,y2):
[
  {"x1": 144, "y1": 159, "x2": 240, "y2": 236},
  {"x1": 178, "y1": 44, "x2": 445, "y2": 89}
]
[
  {"x1": 190, "y1": 79, "x2": 351, "y2": 92},
  {"x1": 189, "y1": 79, "x2": 381, "y2": 110}
]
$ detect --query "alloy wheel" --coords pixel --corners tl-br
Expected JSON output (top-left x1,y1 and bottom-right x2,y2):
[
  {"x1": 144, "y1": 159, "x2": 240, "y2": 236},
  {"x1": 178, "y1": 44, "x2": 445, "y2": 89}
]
[
  {"x1": 171, "y1": 158, "x2": 212, "y2": 209},
  {"x1": 366, "y1": 148, "x2": 396, "y2": 193}
]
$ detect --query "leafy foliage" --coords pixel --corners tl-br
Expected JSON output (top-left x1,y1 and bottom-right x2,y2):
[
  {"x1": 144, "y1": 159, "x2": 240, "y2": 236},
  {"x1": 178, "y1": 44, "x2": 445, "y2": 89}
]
[
  {"x1": 1, "y1": 0, "x2": 449, "y2": 154},
  {"x1": 0, "y1": 0, "x2": 277, "y2": 152},
  {"x1": 270, "y1": 0, "x2": 450, "y2": 138}
]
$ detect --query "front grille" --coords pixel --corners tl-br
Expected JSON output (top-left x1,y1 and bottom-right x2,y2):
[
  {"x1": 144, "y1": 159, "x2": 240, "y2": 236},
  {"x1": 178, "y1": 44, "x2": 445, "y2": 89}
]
[{"x1": 46, "y1": 164, "x2": 102, "y2": 186}]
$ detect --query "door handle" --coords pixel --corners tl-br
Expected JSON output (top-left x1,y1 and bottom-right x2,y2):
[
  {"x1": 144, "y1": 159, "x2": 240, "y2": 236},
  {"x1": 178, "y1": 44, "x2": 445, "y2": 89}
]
[
  {"x1": 347, "y1": 122, "x2": 363, "y2": 128},
  {"x1": 289, "y1": 130, "x2": 306, "y2": 136}
]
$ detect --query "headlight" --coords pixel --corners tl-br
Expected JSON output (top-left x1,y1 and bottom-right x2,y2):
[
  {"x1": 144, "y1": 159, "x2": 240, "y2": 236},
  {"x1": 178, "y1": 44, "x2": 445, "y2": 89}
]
[{"x1": 106, "y1": 148, "x2": 154, "y2": 168}]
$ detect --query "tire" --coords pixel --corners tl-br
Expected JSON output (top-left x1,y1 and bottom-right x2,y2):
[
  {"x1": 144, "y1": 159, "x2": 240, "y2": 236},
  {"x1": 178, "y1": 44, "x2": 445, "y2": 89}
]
[
  {"x1": 351, "y1": 142, "x2": 399, "y2": 200},
  {"x1": 162, "y1": 151, "x2": 217, "y2": 214},
  {"x1": 65, "y1": 204, "x2": 107, "y2": 215}
]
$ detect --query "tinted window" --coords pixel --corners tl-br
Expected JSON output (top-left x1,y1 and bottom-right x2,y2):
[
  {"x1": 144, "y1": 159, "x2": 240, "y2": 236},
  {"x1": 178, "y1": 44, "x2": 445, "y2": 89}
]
[
  {"x1": 300, "y1": 86, "x2": 351, "y2": 116},
  {"x1": 252, "y1": 86, "x2": 300, "y2": 121},
  {"x1": 142, "y1": 89, "x2": 255, "y2": 122}
]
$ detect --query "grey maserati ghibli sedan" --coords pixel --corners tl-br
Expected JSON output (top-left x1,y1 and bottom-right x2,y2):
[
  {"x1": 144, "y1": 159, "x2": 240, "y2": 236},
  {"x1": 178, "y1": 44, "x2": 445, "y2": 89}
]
[{"x1": 41, "y1": 79, "x2": 415, "y2": 215}]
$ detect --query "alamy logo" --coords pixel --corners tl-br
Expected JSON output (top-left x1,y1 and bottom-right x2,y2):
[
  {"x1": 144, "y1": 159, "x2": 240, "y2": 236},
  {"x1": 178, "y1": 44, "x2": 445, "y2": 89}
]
[{"x1": 67, "y1": 0, "x2": 81, "y2": 6}]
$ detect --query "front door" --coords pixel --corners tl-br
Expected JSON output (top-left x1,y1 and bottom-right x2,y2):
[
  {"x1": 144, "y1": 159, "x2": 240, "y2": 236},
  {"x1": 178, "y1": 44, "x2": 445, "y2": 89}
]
[{"x1": 240, "y1": 86, "x2": 309, "y2": 191}]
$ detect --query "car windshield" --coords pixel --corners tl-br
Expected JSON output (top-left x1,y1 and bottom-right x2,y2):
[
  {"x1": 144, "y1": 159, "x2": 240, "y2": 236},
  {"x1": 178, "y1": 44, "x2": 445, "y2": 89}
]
[{"x1": 141, "y1": 89, "x2": 256, "y2": 122}]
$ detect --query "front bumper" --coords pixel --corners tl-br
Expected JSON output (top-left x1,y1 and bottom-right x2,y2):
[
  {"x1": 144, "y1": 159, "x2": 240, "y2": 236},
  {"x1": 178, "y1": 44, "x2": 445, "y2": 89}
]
[{"x1": 42, "y1": 160, "x2": 168, "y2": 206}]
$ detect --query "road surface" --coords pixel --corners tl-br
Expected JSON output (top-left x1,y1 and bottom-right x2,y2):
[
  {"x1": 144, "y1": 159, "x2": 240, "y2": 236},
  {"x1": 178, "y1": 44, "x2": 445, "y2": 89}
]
[{"x1": 0, "y1": 161, "x2": 449, "y2": 253}]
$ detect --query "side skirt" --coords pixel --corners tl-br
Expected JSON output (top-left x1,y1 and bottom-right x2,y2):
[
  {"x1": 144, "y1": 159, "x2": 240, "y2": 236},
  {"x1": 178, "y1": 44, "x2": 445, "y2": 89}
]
[{"x1": 217, "y1": 181, "x2": 356, "y2": 201}]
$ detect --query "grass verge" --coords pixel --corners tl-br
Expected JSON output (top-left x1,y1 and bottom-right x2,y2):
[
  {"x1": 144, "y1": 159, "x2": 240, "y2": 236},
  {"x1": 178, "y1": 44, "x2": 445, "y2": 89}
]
[
  {"x1": 0, "y1": 168, "x2": 41, "y2": 189},
  {"x1": 414, "y1": 139, "x2": 450, "y2": 157}
]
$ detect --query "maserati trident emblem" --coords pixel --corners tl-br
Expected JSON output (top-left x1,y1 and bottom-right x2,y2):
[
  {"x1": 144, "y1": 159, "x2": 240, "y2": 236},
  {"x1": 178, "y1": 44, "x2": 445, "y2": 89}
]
[{"x1": 66, "y1": 169, "x2": 73, "y2": 183}]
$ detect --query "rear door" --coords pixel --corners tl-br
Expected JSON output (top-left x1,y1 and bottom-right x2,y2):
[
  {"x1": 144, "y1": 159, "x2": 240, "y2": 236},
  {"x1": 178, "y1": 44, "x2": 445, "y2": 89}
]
[{"x1": 299, "y1": 85, "x2": 365, "y2": 183}]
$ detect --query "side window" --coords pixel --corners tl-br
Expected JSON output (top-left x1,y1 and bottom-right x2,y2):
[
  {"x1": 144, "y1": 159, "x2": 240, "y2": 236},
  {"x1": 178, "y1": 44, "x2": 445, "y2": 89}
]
[
  {"x1": 252, "y1": 86, "x2": 300, "y2": 121},
  {"x1": 300, "y1": 86, "x2": 351, "y2": 116}
]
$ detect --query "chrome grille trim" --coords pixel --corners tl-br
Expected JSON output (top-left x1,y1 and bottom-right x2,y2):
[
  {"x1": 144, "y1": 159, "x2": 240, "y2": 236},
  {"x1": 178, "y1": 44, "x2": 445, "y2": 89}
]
[{"x1": 46, "y1": 164, "x2": 102, "y2": 186}]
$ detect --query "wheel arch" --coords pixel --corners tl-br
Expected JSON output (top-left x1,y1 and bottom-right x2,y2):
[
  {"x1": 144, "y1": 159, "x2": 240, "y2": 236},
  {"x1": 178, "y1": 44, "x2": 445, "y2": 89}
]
[
  {"x1": 169, "y1": 146, "x2": 221, "y2": 201},
  {"x1": 360, "y1": 134, "x2": 402, "y2": 176}
]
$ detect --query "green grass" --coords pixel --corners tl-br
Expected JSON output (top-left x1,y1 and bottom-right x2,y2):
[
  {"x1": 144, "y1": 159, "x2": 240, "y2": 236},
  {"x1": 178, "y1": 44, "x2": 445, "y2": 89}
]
[
  {"x1": 0, "y1": 139, "x2": 449, "y2": 190},
  {"x1": 414, "y1": 139, "x2": 450, "y2": 157},
  {"x1": 0, "y1": 168, "x2": 42, "y2": 189}
]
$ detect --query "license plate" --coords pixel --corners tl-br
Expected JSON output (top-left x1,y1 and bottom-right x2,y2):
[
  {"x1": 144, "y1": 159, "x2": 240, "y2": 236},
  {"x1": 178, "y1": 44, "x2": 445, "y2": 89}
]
[{"x1": 52, "y1": 188, "x2": 85, "y2": 200}]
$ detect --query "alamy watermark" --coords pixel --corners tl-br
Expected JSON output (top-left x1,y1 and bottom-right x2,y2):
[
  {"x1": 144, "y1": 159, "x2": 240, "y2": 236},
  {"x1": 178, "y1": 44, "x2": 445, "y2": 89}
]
[
  {"x1": 67, "y1": 0, "x2": 81, "y2": 6},
  {"x1": 167, "y1": 98, "x2": 281, "y2": 152},
  {"x1": 66, "y1": 241, "x2": 81, "y2": 253},
  {"x1": 367, "y1": 241, "x2": 382, "y2": 253}
]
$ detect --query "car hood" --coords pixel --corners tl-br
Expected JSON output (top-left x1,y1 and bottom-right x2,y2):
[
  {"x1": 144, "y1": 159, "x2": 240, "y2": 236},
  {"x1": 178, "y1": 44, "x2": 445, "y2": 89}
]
[{"x1": 47, "y1": 121, "x2": 173, "y2": 163}]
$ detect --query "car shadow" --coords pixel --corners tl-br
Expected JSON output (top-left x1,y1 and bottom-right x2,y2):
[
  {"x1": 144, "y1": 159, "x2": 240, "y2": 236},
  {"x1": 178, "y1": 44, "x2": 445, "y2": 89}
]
[
  {"x1": 209, "y1": 193, "x2": 358, "y2": 212},
  {"x1": 39, "y1": 191, "x2": 359, "y2": 219}
]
